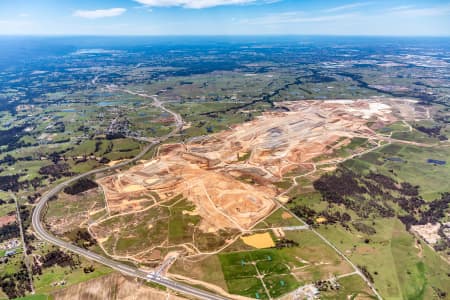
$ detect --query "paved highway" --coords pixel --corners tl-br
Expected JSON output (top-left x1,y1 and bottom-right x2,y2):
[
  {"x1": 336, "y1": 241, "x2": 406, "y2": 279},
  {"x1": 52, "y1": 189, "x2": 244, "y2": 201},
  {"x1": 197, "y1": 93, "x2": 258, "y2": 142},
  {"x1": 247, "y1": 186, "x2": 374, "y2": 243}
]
[{"x1": 31, "y1": 92, "x2": 230, "y2": 300}]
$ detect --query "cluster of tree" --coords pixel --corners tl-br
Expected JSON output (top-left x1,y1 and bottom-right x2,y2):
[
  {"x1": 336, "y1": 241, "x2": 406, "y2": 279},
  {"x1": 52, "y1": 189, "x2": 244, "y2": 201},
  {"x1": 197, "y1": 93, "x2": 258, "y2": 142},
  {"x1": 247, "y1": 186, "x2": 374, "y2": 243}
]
[
  {"x1": 0, "y1": 154, "x2": 16, "y2": 166},
  {"x1": 83, "y1": 265, "x2": 95, "y2": 273},
  {"x1": 106, "y1": 133, "x2": 125, "y2": 140},
  {"x1": 0, "y1": 223, "x2": 20, "y2": 243},
  {"x1": 71, "y1": 229, "x2": 97, "y2": 249},
  {"x1": 434, "y1": 225, "x2": 450, "y2": 252},
  {"x1": 18, "y1": 205, "x2": 35, "y2": 251},
  {"x1": 414, "y1": 125, "x2": 447, "y2": 141},
  {"x1": 274, "y1": 238, "x2": 299, "y2": 249},
  {"x1": 314, "y1": 169, "x2": 426, "y2": 221},
  {"x1": 94, "y1": 141, "x2": 102, "y2": 153},
  {"x1": 0, "y1": 125, "x2": 27, "y2": 150},
  {"x1": 314, "y1": 279, "x2": 340, "y2": 292},
  {"x1": 0, "y1": 262, "x2": 32, "y2": 299},
  {"x1": 419, "y1": 193, "x2": 450, "y2": 225},
  {"x1": 31, "y1": 257, "x2": 43, "y2": 276},
  {"x1": 289, "y1": 205, "x2": 317, "y2": 225},
  {"x1": 0, "y1": 174, "x2": 43, "y2": 192},
  {"x1": 46, "y1": 121, "x2": 65, "y2": 133},
  {"x1": 314, "y1": 168, "x2": 450, "y2": 232},
  {"x1": 0, "y1": 175, "x2": 22, "y2": 192},
  {"x1": 63, "y1": 178, "x2": 98, "y2": 195},
  {"x1": 289, "y1": 203, "x2": 352, "y2": 227},
  {"x1": 0, "y1": 198, "x2": 14, "y2": 205},
  {"x1": 41, "y1": 249, "x2": 79, "y2": 269},
  {"x1": 358, "y1": 265, "x2": 374, "y2": 283},
  {"x1": 313, "y1": 168, "x2": 367, "y2": 205},
  {"x1": 38, "y1": 163, "x2": 73, "y2": 179},
  {"x1": 352, "y1": 222, "x2": 376, "y2": 235},
  {"x1": 432, "y1": 287, "x2": 448, "y2": 299},
  {"x1": 26, "y1": 193, "x2": 41, "y2": 204},
  {"x1": 397, "y1": 193, "x2": 450, "y2": 229}
]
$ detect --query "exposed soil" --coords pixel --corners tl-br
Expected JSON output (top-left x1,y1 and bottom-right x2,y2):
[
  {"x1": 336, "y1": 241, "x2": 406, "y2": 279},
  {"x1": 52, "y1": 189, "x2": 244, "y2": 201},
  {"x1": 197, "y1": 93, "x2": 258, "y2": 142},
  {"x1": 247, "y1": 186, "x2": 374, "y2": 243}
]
[
  {"x1": 95, "y1": 98, "x2": 424, "y2": 260},
  {"x1": 0, "y1": 215, "x2": 16, "y2": 227},
  {"x1": 52, "y1": 273, "x2": 186, "y2": 300},
  {"x1": 241, "y1": 232, "x2": 275, "y2": 249}
]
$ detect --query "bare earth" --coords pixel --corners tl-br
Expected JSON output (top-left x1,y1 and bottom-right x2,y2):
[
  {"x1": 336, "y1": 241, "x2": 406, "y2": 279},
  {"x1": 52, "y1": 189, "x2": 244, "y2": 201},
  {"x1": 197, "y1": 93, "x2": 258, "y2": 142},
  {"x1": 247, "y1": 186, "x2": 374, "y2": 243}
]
[
  {"x1": 241, "y1": 232, "x2": 275, "y2": 249},
  {"x1": 0, "y1": 215, "x2": 16, "y2": 227},
  {"x1": 93, "y1": 98, "x2": 424, "y2": 260},
  {"x1": 52, "y1": 273, "x2": 186, "y2": 300}
]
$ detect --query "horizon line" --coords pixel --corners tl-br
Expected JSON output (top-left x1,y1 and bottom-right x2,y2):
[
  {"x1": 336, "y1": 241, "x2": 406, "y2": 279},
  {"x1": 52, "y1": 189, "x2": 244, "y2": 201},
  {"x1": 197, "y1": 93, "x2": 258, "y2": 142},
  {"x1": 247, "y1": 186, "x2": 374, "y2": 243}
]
[{"x1": 1, "y1": 33, "x2": 450, "y2": 38}]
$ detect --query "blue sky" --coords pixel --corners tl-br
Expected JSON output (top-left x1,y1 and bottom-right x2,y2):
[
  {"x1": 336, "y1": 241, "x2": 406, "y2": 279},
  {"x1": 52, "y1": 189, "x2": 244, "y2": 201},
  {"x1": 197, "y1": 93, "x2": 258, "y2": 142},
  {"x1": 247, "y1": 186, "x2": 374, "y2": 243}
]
[{"x1": 1, "y1": 0, "x2": 450, "y2": 36}]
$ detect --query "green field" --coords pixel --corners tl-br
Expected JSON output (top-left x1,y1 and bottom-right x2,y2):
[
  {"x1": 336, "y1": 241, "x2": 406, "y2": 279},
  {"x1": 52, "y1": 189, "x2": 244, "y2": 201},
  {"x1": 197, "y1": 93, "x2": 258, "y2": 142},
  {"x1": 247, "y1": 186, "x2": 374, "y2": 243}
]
[
  {"x1": 253, "y1": 207, "x2": 304, "y2": 229},
  {"x1": 12, "y1": 295, "x2": 51, "y2": 300},
  {"x1": 321, "y1": 274, "x2": 376, "y2": 300},
  {"x1": 317, "y1": 219, "x2": 450, "y2": 300},
  {"x1": 33, "y1": 260, "x2": 112, "y2": 294},
  {"x1": 217, "y1": 230, "x2": 355, "y2": 299},
  {"x1": 170, "y1": 255, "x2": 228, "y2": 291},
  {"x1": 343, "y1": 143, "x2": 450, "y2": 200},
  {"x1": 168, "y1": 199, "x2": 201, "y2": 245},
  {"x1": 102, "y1": 206, "x2": 170, "y2": 255}
]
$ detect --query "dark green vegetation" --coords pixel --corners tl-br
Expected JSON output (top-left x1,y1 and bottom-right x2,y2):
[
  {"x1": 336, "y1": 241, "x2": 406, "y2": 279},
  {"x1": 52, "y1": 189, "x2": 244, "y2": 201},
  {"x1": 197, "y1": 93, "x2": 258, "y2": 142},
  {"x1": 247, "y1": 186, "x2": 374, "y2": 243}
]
[
  {"x1": 63, "y1": 178, "x2": 98, "y2": 195},
  {"x1": 288, "y1": 142, "x2": 450, "y2": 300},
  {"x1": 343, "y1": 143, "x2": 450, "y2": 200}
]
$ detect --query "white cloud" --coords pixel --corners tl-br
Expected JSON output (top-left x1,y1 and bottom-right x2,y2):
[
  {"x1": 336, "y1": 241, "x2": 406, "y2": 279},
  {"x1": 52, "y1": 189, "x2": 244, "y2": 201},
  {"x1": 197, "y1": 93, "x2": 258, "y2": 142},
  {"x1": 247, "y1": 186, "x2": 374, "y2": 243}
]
[
  {"x1": 134, "y1": 0, "x2": 257, "y2": 9},
  {"x1": 73, "y1": 8, "x2": 126, "y2": 19},
  {"x1": 242, "y1": 11, "x2": 357, "y2": 25},
  {"x1": 325, "y1": 2, "x2": 372, "y2": 13},
  {"x1": 387, "y1": 5, "x2": 450, "y2": 17}
]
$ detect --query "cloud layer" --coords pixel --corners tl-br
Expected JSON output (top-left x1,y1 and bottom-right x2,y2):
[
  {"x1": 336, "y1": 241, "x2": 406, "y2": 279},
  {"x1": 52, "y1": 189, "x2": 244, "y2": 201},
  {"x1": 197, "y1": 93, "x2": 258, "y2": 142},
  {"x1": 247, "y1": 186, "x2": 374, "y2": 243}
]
[
  {"x1": 73, "y1": 8, "x2": 126, "y2": 19},
  {"x1": 325, "y1": 1, "x2": 374, "y2": 13},
  {"x1": 134, "y1": 0, "x2": 256, "y2": 9}
]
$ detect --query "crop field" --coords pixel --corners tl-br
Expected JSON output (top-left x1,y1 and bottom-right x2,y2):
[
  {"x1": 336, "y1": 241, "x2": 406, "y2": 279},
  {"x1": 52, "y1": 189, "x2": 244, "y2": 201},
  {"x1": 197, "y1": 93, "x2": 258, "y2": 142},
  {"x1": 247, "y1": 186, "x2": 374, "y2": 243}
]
[
  {"x1": 219, "y1": 249, "x2": 299, "y2": 299},
  {"x1": 170, "y1": 227, "x2": 358, "y2": 299}
]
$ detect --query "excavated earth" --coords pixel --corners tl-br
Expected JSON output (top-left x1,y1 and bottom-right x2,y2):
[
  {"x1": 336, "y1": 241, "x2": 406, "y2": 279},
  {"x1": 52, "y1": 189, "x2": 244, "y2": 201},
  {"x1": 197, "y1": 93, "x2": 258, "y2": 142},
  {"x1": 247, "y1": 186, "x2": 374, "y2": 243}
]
[{"x1": 96, "y1": 98, "x2": 423, "y2": 234}]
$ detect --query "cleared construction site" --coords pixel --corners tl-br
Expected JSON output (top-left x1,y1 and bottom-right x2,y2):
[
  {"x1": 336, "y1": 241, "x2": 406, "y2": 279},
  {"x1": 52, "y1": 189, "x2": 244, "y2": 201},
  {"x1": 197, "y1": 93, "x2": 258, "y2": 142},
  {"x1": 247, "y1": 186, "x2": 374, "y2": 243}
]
[{"x1": 93, "y1": 98, "x2": 424, "y2": 260}]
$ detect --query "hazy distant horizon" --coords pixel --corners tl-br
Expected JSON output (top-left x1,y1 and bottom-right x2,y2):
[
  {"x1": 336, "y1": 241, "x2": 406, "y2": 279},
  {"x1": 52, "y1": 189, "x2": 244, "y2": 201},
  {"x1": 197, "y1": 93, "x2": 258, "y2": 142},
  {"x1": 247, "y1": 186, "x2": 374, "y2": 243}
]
[{"x1": 1, "y1": 0, "x2": 450, "y2": 36}]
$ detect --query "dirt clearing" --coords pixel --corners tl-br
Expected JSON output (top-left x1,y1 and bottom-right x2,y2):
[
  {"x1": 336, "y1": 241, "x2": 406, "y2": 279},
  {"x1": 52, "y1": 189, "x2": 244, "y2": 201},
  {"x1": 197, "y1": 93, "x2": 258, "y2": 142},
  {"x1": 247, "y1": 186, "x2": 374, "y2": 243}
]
[{"x1": 241, "y1": 232, "x2": 275, "y2": 248}]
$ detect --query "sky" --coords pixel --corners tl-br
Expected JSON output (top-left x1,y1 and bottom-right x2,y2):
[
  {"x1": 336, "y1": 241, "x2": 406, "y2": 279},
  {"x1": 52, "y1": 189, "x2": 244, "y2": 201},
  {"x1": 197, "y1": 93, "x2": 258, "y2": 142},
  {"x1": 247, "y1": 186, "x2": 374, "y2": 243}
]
[{"x1": 1, "y1": 0, "x2": 450, "y2": 36}]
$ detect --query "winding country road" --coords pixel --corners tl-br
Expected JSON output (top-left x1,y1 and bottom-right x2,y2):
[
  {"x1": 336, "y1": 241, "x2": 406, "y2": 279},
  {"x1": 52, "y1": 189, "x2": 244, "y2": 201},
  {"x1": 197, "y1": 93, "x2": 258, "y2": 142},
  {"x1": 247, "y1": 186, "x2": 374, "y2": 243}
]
[{"x1": 31, "y1": 91, "x2": 229, "y2": 300}]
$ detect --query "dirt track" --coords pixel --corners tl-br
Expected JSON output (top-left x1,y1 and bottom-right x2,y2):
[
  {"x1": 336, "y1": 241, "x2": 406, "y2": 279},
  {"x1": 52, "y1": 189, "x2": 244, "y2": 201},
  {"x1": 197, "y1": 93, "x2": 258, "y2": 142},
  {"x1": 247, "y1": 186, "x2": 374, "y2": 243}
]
[{"x1": 96, "y1": 98, "x2": 424, "y2": 241}]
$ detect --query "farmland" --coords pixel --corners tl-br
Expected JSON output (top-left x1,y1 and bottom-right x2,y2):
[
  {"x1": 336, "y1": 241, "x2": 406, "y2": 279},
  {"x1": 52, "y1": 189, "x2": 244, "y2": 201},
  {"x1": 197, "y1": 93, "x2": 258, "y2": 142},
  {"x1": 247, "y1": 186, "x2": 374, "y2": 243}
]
[{"x1": 1, "y1": 36, "x2": 449, "y2": 299}]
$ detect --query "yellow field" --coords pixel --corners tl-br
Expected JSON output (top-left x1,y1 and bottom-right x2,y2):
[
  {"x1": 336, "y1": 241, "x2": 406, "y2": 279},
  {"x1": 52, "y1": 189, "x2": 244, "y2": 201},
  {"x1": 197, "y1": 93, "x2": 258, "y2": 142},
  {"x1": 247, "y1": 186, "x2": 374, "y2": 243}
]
[{"x1": 241, "y1": 232, "x2": 275, "y2": 249}]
